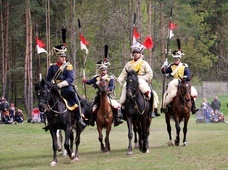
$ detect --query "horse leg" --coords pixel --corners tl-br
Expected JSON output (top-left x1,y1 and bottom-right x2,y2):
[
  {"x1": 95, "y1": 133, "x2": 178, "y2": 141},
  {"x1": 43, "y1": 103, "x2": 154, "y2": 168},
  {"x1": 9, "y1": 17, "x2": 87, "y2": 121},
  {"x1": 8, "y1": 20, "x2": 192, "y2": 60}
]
[
  {"x1": 97, "y1": 126, "x2": 105, "y2": 152},
  {"x1": 141, "y1": 119, "x2": 149, "y2": 153},
  {"x1": 73, "y1": 127, "x2": 81, "y2": 161},
  {"x1": 57, "y1": 130, "x2": 63, "y2": 153},
  {"x1": 50, "y1": 129, "x2": 58, "y2": 166},
  {"x1": 133, "y1": 123, "x2": 138, "y2": 148},
  {"x1": 174, "y1": 118, "x2": 181, "y2": 146},
  {"x1": 105, "y1": 125, "x2": 111, "y2": 152},
  {"x1": 64, "y1": 128, "x2": 74, "y2": 159},
  {"x1": 165, "y1": 113, "x2": 174, "y2": 146},
  {"x1": 183, "y1": 117, "x2": 189, "y2": 146},
  {"x1": 126, "y1": 118, "x2": 133, "y2": 155}
]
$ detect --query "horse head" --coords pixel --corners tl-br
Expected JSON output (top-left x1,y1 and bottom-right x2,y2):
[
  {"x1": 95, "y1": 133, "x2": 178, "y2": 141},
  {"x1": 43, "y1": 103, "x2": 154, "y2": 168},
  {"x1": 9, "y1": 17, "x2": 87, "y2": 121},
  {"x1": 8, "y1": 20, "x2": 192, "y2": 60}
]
[
  {"x1": 34, "y1": 78, "x2": 52, "y2": 112},
  {"x1": 178, "y1": 76, "x2": 192, "y2": 102},
  {"x1": 126, "y1": 70, "x2": 139, "y2": 98},
  {"x1": 98, "y1": 78, "x2": 109, "y2": 92}
]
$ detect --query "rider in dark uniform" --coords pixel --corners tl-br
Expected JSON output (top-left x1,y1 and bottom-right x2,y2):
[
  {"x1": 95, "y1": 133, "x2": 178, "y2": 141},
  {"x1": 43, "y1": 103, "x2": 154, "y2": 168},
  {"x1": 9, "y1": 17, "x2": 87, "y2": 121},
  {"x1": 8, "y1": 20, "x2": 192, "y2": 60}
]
[
  {"x1": 42, "y1": 44, "x2": 86, "y2": 131},
  {"x1": 82, "y1": 64, "x2": 123, "y2": 127}
]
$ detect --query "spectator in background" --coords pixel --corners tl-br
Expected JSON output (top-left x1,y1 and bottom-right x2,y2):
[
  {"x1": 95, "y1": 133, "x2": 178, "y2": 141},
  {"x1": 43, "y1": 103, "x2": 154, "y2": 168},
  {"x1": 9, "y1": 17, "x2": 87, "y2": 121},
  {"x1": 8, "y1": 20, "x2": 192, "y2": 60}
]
[
  {"x1": 40, "y1": 111, "x2": 45, "y2": 123},
  {"x1": 14, "y1": 108, "x2": 24, "y2": 124},
  {"x1": 211, "y1": 96, "x2": 221, "y2": 112},
  {"x1": 9, "y1": 103, "x2": 16, "y2": 123},
  {"x1": 201, "y1": 98, "x2": 211, "y2": 123},
  {"x1": 0, "y1": 97, "x2": 10, "y2": 124}
]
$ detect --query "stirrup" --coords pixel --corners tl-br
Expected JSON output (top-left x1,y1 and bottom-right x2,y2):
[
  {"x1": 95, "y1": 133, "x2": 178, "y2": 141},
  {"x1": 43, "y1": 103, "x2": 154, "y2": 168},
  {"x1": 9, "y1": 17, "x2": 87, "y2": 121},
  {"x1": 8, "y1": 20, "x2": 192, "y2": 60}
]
[
  {"x1": 114, "y1": 118, "x2": 123, "y2": 127},
  {"x1": 192, "y1": 108, "x2": 199, "y2": 115},
  {"x1": 78, "y1": 119, "x2": 86, "y2": 128},
  {"x1": 42, "y1": 125, "x2": 49, "y2": 132},
  {"x1": 161, "y1": 107, "x2": 168, "y2": 113}
]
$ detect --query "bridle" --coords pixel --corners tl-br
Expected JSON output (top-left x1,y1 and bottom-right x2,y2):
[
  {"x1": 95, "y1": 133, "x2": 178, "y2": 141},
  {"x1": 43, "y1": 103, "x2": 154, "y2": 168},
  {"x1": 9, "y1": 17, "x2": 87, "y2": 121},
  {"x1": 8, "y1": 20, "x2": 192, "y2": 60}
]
[
  {"x1": 126, "y1": 73, "x2": 146, "y2": 115},
  {"x1": 37, "y1": 84, "x2": 67, "y2": 114},
  {"x1": 97, "y1": 79, "x2": 113, "y2": 118},
  {"x1": 178, "y1": 79, "x2": 191, "y2": 105}
]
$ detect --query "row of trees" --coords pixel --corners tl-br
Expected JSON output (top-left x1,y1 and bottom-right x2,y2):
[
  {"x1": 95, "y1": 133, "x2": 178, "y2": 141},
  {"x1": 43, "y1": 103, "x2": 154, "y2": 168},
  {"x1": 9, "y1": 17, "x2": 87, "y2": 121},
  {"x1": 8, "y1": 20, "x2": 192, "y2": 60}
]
[{"x1": 0, "y1": 0, "x2": 227, "y2": 118}]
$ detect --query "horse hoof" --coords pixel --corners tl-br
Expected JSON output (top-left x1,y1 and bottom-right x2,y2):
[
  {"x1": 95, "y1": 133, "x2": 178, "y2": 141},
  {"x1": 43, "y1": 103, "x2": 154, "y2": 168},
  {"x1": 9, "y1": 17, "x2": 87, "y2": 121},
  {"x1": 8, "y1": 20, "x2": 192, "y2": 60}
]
[
  {"x1": 63, "y1": 150, "x2": 67, "y2": 156},
  {"x1": 146, "y1": 149, "x2": 150, "y2": 153},
  {"x1": 183, "y1": 142, "x2": 188, "y2": 146},
  {"x1": 72, "y1": 157, "x2": 80, "y2": 162},
  {"x1": 126, "y1": 151, "x2": 133, "y2": 155},
  {"x1": 167, "y1": 141, "x2": 175, "y2": 146},
  {"x1": 50, "y1": 161, "x2": 57, "y2": 166},
  {"x1": 70, "y1": 152, "x2": 75, "y2": 159}
]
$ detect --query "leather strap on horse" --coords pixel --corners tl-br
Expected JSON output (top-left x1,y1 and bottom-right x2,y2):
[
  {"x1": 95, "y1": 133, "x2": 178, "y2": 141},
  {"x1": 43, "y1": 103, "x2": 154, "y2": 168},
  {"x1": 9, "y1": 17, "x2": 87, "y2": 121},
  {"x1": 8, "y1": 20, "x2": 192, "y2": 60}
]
[{"x1": 52, "y1": 62, "x2": 69, "y2": 83}]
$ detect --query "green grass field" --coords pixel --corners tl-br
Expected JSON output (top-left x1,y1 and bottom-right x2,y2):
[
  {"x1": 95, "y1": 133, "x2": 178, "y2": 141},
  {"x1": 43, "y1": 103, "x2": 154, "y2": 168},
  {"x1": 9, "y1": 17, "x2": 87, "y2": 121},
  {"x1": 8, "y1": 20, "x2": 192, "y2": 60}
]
[{"x1": 0, "y1": 114, "x2": 227, "y2": 170}]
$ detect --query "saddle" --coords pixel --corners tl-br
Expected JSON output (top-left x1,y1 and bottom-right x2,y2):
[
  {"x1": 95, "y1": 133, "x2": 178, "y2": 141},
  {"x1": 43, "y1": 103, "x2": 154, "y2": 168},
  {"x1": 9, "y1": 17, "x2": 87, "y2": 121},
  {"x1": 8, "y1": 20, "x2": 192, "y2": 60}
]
[{"x1": 46, "y1": 81, "x2": 78, "y2": 111}]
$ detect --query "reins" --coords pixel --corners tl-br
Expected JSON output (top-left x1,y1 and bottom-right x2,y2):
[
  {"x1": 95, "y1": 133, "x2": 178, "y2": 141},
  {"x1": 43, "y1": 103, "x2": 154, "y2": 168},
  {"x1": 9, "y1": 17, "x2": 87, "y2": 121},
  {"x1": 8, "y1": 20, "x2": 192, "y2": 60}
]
[
  {"x1": 42, "y1": 87, "x2": 67, "y2": 115},
  {"x1": 126, "y1": 78, "x2": 146, "y2": 115}
]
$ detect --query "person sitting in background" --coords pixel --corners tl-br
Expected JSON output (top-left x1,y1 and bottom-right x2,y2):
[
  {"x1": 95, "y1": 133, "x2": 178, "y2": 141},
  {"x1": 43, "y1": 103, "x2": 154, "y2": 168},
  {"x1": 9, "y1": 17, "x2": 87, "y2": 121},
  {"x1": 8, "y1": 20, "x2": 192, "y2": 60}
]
[
  {"x1": 14, "y1": 108, "x2": 24, "y2": 124},
  {"x1": 9, "y1": 103, "x2": 16, "y2": 123},
  {"x1": 0, "y1": 97, "x2": 11, "y2": 124}
]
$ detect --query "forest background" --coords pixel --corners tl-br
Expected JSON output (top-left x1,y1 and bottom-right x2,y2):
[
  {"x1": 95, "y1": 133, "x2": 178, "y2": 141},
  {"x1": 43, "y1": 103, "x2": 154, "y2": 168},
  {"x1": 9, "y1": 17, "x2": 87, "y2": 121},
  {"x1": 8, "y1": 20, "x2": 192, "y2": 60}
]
[{"x1": 0, "y1": 0, "x2": 227, "y2": 119}]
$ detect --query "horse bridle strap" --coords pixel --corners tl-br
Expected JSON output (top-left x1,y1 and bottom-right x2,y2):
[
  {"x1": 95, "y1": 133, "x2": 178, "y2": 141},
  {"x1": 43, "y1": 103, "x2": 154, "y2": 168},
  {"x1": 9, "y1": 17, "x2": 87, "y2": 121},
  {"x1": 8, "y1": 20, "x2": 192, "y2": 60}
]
[{"x1": 130, "y1": 92, "x2": 146, "y2": 115}]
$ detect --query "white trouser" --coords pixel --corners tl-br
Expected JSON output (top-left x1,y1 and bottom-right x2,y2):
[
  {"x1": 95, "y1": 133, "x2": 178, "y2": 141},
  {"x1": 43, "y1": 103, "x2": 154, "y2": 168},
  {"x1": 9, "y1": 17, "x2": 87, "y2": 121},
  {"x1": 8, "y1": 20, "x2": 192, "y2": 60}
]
[
  {"x1": 92, "y1": 97, "x2": 121, "y2": 112},
  {"x1": 163, "y1": 79, "x2": 198, "y2": 107},
  {"x1": 152, "y1": 90, "x2": 159, "y2": 109},
  {"x1": 119, "y1": 78, "x2": 151, "y2": 105}
]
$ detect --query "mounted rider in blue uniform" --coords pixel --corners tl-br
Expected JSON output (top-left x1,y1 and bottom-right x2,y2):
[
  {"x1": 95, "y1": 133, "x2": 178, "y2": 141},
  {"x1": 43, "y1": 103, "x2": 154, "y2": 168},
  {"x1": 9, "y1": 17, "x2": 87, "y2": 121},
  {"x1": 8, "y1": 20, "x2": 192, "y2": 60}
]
[{"x1": 42, "y1": 44, "x2": 86, "y2": 131}]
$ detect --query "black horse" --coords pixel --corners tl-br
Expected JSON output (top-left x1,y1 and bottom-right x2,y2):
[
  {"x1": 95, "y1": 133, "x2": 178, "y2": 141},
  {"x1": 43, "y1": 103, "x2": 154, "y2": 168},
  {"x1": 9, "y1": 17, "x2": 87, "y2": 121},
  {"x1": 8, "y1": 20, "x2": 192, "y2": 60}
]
[
  {"x1": 124, "y1": 70, "x2": 153, "y2": 155},
  {"x1": 34, "y1": 78, "x2": 91, "y2": 166}
]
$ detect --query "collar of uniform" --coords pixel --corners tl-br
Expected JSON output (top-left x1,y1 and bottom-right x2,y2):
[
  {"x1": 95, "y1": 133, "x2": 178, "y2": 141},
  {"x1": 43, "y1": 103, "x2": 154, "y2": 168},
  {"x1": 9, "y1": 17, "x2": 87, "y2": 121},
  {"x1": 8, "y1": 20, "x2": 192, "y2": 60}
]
[{"x1": 56, "y1": 62, "x2": 62, "y2": 67}]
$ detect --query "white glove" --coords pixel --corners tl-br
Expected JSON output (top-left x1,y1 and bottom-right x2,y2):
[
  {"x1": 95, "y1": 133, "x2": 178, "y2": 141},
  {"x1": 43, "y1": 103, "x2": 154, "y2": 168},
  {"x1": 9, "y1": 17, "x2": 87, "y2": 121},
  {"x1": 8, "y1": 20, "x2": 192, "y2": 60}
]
[
  {"x1": 57, "y1": 80, "x2": 69, "y2": 88},
  {"x1": 162, "y1": 58, "x2": 168, "y2": 67}
]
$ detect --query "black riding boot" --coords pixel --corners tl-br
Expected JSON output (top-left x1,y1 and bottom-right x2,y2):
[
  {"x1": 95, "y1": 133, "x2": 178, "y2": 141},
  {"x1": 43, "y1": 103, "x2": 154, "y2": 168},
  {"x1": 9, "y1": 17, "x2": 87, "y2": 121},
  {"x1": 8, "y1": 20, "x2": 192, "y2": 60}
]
[
  {"x1": 76, "y1": 111, "x2": 86, "y2": 129},
  {"x1": 151, "y1": 108, "x2": 160, "y2": 118},
  {"x1": 114, "y1": 108, "x2": 123, "y2": 127},
  {"x1": 42, "y1": 124, "x2": 49, "y2": 131},
  {"x1": 89, "y1": 113, "x2": 96, "y2": 127},
  {"x1": 191, "y1": 99, "x2": 199, "y2": 114}
]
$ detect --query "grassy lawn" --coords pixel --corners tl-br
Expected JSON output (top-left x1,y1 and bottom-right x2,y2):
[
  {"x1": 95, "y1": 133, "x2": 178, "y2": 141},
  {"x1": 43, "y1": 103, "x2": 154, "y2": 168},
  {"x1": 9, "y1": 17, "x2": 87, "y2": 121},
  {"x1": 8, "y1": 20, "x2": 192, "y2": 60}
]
[{"x1": 0, "y1": 114, "x2": 227, "y2": 170}]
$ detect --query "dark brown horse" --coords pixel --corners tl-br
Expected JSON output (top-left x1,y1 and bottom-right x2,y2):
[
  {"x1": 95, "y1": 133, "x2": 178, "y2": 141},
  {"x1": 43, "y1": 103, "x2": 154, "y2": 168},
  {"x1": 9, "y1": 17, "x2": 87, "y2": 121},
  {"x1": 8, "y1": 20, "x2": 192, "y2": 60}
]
[
  {"x1": 165, "y1": 77, "x2": 192, "y2": 146},
  {"x1": 96, "y1": 79, "x2": 114, "y2": 152},
  {"x1": 124, "y1": 70, "x2": 153, "y2": 155}
]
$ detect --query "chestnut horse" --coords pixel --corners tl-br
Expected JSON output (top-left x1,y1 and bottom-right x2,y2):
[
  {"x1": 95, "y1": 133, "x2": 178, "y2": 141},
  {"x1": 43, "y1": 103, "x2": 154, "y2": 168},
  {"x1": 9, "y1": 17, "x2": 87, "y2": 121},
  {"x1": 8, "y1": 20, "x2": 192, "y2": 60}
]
[
  {"x1": 124, "y1": 70, "x2": 153, "y2": 155},
  {"x1": 165, "y1": 77, "x2": 192, "y2": 146},
  {"x1": 96, "y1": 79, "x2": 114, "y2": 152}
]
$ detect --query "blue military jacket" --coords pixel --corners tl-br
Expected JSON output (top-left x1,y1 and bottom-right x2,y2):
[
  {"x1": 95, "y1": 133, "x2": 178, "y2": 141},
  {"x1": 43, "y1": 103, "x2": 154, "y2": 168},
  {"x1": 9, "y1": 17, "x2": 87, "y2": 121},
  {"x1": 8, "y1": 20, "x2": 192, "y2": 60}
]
[
  {"x1": 86, "y1": 74, "x2": 115, "y2": 91},
  {"x1": 46, "y1": 62, "x2": 74, "y2": 84}
]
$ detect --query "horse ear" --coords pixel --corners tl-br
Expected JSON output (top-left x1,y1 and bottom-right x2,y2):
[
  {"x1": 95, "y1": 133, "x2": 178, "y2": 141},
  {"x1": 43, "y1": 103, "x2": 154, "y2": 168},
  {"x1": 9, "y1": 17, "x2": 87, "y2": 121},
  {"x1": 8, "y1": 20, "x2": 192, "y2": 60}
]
[{"x1": 189, "y1": 74, "x2": 193, "y2": 81}]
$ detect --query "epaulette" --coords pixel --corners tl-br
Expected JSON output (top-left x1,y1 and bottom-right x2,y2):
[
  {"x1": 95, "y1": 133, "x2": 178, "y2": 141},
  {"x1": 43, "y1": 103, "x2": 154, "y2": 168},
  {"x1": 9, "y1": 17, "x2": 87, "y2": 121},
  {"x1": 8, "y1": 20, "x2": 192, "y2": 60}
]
[
  {"x1": 50, "y1": 63, "x2": 55, "y2": 66},
  {"x1": 66, "y1": 63, "x2": 73, "y2": 71}
]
